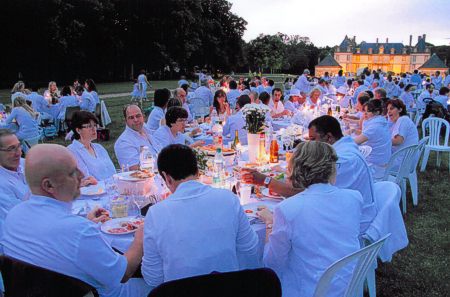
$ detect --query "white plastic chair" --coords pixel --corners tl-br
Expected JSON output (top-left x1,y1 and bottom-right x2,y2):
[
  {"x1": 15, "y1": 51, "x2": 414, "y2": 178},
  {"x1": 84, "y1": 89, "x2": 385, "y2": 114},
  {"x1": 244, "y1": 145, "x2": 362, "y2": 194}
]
[
  {"x1": 312, "y1": 234, "x2": 391, "y2": 297},
  {"x1": 420, "y1": 117, "x2": 450, "y2": 172},
  {"x1": 382, "y1": 144, "x2": 417, "y2": 214}
]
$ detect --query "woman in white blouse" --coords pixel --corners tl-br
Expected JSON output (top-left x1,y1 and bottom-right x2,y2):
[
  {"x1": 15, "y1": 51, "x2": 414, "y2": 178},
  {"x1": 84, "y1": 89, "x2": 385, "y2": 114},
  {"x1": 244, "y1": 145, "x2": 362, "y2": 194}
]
[
  {"x1": 257, "y1": 141, "x2": 362, "y2": 297},
  {"x1": 387, "y1": 99, "x2": 419, "y2": 154},
  {"x1": 67, "y1": 111, "x2": 115, "y2": 183},
  {"x1": 209, "y1": 89, "x2": 231, "y2": 119},
  {"x1": 307, "y1": 87, "x2": 322, "y2": 108},
  {"x1": 354, "y1": 99, "x2": 392, "y2": 178}
]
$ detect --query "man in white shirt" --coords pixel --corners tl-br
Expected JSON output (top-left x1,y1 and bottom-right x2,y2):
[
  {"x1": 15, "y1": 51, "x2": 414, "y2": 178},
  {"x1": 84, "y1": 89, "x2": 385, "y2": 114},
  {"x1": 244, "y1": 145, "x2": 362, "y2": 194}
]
[
  {"x1": 115, "y1": 105, "x2": 162, "y2": 170},
  {"x1": 173, "y1": 88, "x2": 192, "y2": 122},
  {"x1": 417, "y1": 84, "x2": 439, "y2": 110},
  {"x1": 284, "y1": 88, "x2": 301, "y2": 112},
  {"x1": 0, "y1": 129, "x2": 30, "y2": 237},
  {"x1": 142, "y1": 144, "x2": 260, "y2": 290},
  {"x1": 227, "y1": 80, "x2": 241, "y2": 109},
  {"x1": 146, "y1": 89, "x2": 170, "y2": 132},
  {"x1": 222, "y1": 95, "x2": 251, "y2": 145},
  {"x1": 194, "y1": 79, "x2": 213, "y2": 106},
  {"x1": 432, "y1": 71, "x2": 443, "y2": 90},
  {"x1": 1, "y1": 144, "x2": 149, "y2": 297},
  {"x1": 270, "y1": 88, "x2": 290, "y2": 118},
  {"x1": 294, "y1": 69, "x2": 312, "y2": 96}
]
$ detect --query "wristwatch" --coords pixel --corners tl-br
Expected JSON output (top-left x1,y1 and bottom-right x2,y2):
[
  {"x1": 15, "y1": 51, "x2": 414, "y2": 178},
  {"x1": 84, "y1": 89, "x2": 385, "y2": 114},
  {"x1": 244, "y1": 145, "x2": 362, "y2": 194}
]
[
  {"x1": 263, "y1": 176, "x2": 272, "y2": 187},
  {"x1": 266, "y1": 223, "x2": 273, "y2": 230}
]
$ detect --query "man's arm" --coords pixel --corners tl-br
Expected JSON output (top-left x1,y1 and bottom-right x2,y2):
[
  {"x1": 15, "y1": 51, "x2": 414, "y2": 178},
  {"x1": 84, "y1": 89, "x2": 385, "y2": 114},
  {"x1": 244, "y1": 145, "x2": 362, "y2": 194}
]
[
  {"x1": 122, "y1": 226, "x2": 144, "y2": 282},
  {"x1": 240, "y1": 169, "x2": 302, "y2": 198}
]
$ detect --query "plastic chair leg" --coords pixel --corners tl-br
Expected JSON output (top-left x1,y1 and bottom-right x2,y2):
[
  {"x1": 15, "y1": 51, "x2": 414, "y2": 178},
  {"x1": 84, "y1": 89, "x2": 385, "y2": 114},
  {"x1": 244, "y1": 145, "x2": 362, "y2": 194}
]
[
  {"x1": 436, "y1": 152, "x2": 441, "y2": 167},
  {"x1": 401, "y1": 179, "x2": 407, "y2": 214},
  {"x1": 366, "y1": 266, "x2": 376, "y2": 297},
  {"x1": 420, "y1": 148, "x2": 430, "y2": 172},
  {"x1": 408, "y1": 172, "x2": 419, "y2": 206}
]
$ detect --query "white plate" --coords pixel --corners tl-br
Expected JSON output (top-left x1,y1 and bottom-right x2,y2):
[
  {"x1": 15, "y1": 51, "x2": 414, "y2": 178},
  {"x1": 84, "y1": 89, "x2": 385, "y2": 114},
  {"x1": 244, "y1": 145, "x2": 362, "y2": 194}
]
[
  {"x1": 261, "y1": 188, "x2": 285, "y2": 199},
  {"x1": 242, "y1": 202, "x2": 274, "y2": 218},
  {"x1": 80, "y1": 184, "x2": 105, "y2": 196},
  {"x1": 115, "y1": 171, "x2": 153, "y2": 182},
  {"x1": 100, "y1": 217, "x2": 144, "y2": 235}
]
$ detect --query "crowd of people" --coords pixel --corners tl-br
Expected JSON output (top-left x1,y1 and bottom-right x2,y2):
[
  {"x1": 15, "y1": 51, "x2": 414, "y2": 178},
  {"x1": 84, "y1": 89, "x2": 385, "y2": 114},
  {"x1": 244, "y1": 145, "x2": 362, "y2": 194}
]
[{"x1": 0, "y1": 66, "x2": 448, "y2": 297}]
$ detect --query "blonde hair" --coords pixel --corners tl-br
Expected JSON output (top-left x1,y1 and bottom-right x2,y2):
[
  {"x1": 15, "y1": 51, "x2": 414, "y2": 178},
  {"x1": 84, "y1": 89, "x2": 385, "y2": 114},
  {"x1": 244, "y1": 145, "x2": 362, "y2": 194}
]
[
  {"x1": 13, "y1": 96, "x2": 38, "y2": 119},
  {"x1": 288, "y1": 141, "x2": 338, "y2": 188},
  {"x1": 11, "y1": 81, "x2": 25, "y2": 94}
]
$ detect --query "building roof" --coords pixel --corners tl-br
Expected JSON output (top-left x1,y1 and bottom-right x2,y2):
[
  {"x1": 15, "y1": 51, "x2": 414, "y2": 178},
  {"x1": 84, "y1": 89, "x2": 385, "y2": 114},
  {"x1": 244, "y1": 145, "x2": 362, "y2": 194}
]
[
  {"x1": 415, "y1": 37, "x2": 427, "y2": 53},
  {"x1": 419, "y1": 53, "x2": 447, "y2": 69},
  {"x1": 359, "y1": 42, "x2": 404, "y2": 54},
  {"x1": 317, "y1": 54, "x2": 341, "y2": 67},
  {"x1": 338, "y1": 35, "x2": 357, "y2": 52}
]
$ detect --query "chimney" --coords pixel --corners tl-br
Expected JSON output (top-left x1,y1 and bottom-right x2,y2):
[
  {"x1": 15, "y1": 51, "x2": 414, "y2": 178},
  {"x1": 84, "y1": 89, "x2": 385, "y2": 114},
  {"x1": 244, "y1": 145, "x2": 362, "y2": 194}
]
[
  {"x1": 376, "y1": 38, "x2": 379, "y2": 44},
  {"x1": 386, "y1": 38, "x2": 389, "y2": 43},
  {"x1": 353, "y1": 36, "x2": 356, "y2": 42},
  {"x1": 409, "y1": 35, "x2": 412, "y2": 47},
  {"x1": 318, "y1": 57, "x2": 321, "y2": 63},
  {"x1": 422, "y1": 34, "x2": 426, "y2": 42},
  {"x1": 418, "y1": 35, "x2": 421, "y2": 42}
]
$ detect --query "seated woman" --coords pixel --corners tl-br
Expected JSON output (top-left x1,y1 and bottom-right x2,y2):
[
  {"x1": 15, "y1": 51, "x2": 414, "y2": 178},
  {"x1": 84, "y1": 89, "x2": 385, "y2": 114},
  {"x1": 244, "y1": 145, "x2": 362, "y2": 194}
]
[
  {"x1": 209, "y1": 89, "x2": 231, "y2": 120},
  {"x1": 84, "y1": 79, "x2": 100, "y2": 105},
  {"x1": 5, "y1": 97, "x2": 40, "y2": 141},
  {"x1": 306, "y1": 87, "x2": 322, "y2": 108},
  {"x1": 43, "y1": 81, "x2": 60, "y2": 104},
  {"x1": 67, "y1": 111, "x2": 115, "y2": 183},
  {"x1": 257, "y1": 141, "x2": 363, "y2": 297},
  {"x1": 343, "y1": 92, "x2": 371, "y2": 132},
  {"x1": 387, "y1": 99, "x2": 419, "y2": 154},
  {"x1": 153, "y1": 106, "x2": 204, "y2": 151},
  {"x1": 354, "y1": 99, "x2": 392, "y2": 179},
  {"x1": 10, "y1": 81, "x2": 26, "y2": 105},
  {"x1": 76, "y1": 86, "x2": 96, "y2": 112},
  {"x1": 399, "y1": 84, "x2": 415, "y2": 111},
  {"x1": 57, "y1": 86, "x2": 79, "y2": 120}
]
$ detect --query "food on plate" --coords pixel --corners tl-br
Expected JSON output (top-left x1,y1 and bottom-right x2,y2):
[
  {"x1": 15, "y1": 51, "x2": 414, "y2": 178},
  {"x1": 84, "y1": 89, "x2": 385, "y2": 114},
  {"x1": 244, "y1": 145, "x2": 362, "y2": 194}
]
[
  {"x1": 95, "y1": 208, "x2": 111, "y2": 223},
  {"x1": 245, "y1": 209, "x2": 254, "y2": 214},
  {"x1": 108, "y1": 227, "x2": 128, "y2": 234},
  {"x1": 107, "y1": 218, "x2": 144, "y2": 234},
  {"x1": 268, "y1": 188, "x2": 281, "y2": 197},
  {"x1": 130, "y1": 169, "x2": 154, "y2": 179},
  {"x1": 201, "y1": 145, "x2": 235, "y2": 154}
]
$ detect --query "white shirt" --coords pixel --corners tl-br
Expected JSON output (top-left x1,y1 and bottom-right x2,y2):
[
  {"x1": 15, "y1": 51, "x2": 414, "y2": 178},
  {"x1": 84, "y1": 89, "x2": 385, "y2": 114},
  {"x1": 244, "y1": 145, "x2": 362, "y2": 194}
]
[
  {"x1": 68, "y1": 140, "x2": 116, "y2": 181},
  {"x1": 194, "y1": 86, "x2": 213, "y2": 106},
  {"x1": 271, "y1": 101, "x2": 285, "y2": 115},
  {"x1": 264, "y1": 184, "x2": 362, "y2": 297},
  {"x1": 390, "y1": 116, "x2": 419, "y2": 154},
  {"x1": 399, "y1": 92, "x2": 414, "y2": 110},
  {"x1": 283, "y1": 100, "x2": 297, "y2": 113},
  {"x1": 142, "y1": 181, "x2": 260, "y2": 289},
  {"x1": 0, "y1": 159, "x2": 29, "y2": 237},
  {"x1": 362, "y1": 116, "x2": 392, "y2": 176},
  {"x1": 1, "y1": 194, "x2": 149, "y2": 297},
  {"x1": 294, "y1": 74, "x2": 310, "y2": 94},
  {"x1": 182, "y1": 102, "x2": 193, "y2": 122},
  {"x1": 27, "y1": 92, "x2": 49, "y2": 113},
  {"x1": 227, "y1": 89, "x2": 241, "y2": 108},
  {"x1": 222, "y1": 110, "x2": 247, "y2": 145},
  {"x1": 146, "y1": 107, "x2": 165, "y2": 132},
  {"x1": 434, "y1": 95, "x2": 448, "y2": 108},
  {"x1": 114, "y1": 126, "x2": 161, "y2": 168},
  {"x1": 80, "y1": 91, "x2": 96, "y2": 112},
  {"x1": 333, "y1": 136, "x2": 376, "y2": 232},
  {"x1": 417, "y1": 90, "x2": 439, "y2": 109},
  {"x1": 57, "y1": 95, "x2": 79, "y2": 119},
  {"x1": 152, "y1": 125, "x2": 185, "y2": 151}
]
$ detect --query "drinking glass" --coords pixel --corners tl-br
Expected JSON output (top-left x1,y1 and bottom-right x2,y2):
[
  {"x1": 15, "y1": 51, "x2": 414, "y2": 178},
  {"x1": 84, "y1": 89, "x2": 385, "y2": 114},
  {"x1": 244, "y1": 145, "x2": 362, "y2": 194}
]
[
  {"x1": 110, "y1": 196, "x2": 129, "y2": 218},
  {"x1": 239, "y1": 184, "x2": 252, "y2": 205}
]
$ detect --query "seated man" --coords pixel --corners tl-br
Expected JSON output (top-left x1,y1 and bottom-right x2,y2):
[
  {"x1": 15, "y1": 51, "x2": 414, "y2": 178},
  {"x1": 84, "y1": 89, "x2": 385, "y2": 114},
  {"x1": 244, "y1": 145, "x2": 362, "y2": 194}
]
[
  {"x1": 146, "y1": 89, "x2": 170, "y2": 132},
  {"x1": 142, "y1": 144, "x2": 260, "y2": 290},
  {"x1": 227, "y1": 80, "x2": 241, "y2": 109},
  {"x1": 173, "y1": 88, "x2": 192, "y2": 122},
  {"x1": 0, "y1": 129, "x2": 30, "y2": 236},
  {"x1": 242, "y1": 116, "x2": 376, "y2": 233},
  {"x1": 222, "y1": 95, "x2": 251, "y2": 145},
  {"x1": 153, "y1": 107, "x2": 204, "y2": 150},
  {"x1": 283, "y1": 88, "x2": 301, "y2": 112},
  {"x1": 1, "y1": 144, "x2": 149, "y2": 297},
  {"x1": 270, "y1": 88, "x2": 290, "y2": 118},
  {"x1": 194, "y1": 79, "x2": 213, "y2": 107},
  {"x1": 115, "y1": 105, "x2": 162, "y2": 170}
]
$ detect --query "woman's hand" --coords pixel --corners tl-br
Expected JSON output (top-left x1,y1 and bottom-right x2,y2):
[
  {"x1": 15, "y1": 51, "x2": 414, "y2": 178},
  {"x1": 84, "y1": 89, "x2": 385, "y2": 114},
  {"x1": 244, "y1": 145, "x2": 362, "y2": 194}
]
[
  {"x1": 240, "y1": 168, "x2": 266, "y2": 186},
  {"x1": 189, "y1": 127, "x2": 202, "y2": 137},
  {"x1": 256, "y1": 208, "x2": 273, "y2": 225},
  {"x1": 80, "y1": 176, "x2": 98, "y2": 187},
  {"x1": 190, "y1": 140, "x2": 205, "y2": 148},
  {"x1": 87, "y1": 207, "x2": 110, "y2": 223}
]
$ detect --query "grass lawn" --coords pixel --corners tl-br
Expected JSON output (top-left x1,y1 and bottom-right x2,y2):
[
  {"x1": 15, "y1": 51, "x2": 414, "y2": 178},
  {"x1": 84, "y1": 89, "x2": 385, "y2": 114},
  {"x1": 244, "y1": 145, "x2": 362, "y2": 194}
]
[{"x1": 7, "y1": 83, "x2": 450, "y2": 296}]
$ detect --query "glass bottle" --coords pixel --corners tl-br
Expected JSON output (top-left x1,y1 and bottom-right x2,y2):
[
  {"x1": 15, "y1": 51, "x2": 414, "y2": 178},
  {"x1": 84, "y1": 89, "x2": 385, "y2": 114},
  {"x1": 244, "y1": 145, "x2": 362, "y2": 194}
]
[
  {"x1": 270, "y1": 139, "x2": 279, "y2": 163},
  {"x1": 231, "y1": 130, "x2": 240, "y2": 150}
]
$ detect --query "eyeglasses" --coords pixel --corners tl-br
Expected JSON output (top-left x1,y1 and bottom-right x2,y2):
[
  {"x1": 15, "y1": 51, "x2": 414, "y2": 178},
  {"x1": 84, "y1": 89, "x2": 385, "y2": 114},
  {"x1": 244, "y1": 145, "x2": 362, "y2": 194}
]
[
  {"x1": 0, "y1": 144, "x2": 22, "y2": 153},
  {"x1": 81, "y1": 123, "x2": 98, "y2": 129}
]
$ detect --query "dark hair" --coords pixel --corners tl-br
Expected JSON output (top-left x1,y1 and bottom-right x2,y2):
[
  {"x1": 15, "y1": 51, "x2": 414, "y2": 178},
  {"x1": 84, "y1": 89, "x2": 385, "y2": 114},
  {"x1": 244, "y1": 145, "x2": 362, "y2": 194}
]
[
  {"x1": 425, "y1": 83, "x2": 435, "y2": 90},
  {"x1": 272, "y1": 88, "x2": 282, "y2": 96},
  {"x1": 358, "y1": 93, "x2": 371, "y2": 105},
  {"x1": 71, "y1": 111, "x2": 99, "y2": 140},
  {"x1": 154, "y1": 88, "x2": 171, "y2": 108},
  {"x1": 60, "y1": 86, "x2": 72, "y2": 97},
  {"x1": 387, "y1": 99, "x2": 407, "y2": 116},
  {"x1": 213, "y1": 89, "x2": 227, "y2": 114},
  {"x1": 268, "y1": 79, "x2": 275, "y2": 87},
  {"x1": 75, "y1": 86, "x2": 84, "y2": 96},
  {"x1": 308, "y1": 115, "x2": 343, "y2": 140},
  {"x1": 259, "y1": 92, "x2": 271, "y2": 105},
  {"x1": 85, "y1": 79, "x2": 97, "y2": 92},
  {"x1": 439, "y1": 87, "x2": 449, "y2": 95},
  {"x1": 404, "y1": 84, "x2": 413, "y2": 92},
  {"x1": 365, "y1": 90, "x2": 374, "y2": 99},
  {"x1": 165, "y1": 106, "x2": 188, "y2": 127},
  {"x1": 357, "y1": 80, "x2": 364, "y2": 86},
  {"x1": 364, "y1": 99, "x2": 383, "y2": 115},
  {"x1": 237, "y1": 95, "x2": 251, "y2": 109},
  {"x1": 414, "y1": 69, "x2": 418, "y2": 74},
  {"x1": 338, "y1": 70, "x2": 343, "y2": 76},
  {"x1": 229, "y1": 80, "x2": 237, "y2": 89},
  {"x1": 157, "y1": 144, "x2": 198, "y2": 180},
  {"x1": 180, "y1": 84, "x2": 189, "y2": 93},
  {"x1": 167, "y1": 98, "x2": 182, "y2": 109}
]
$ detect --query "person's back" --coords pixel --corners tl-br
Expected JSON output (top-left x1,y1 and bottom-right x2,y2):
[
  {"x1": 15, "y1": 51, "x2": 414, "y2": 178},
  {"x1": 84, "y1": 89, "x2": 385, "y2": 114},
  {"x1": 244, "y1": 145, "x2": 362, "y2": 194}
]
[
  {"x1": 222, "y1": 111, "x2": 247, "y2": 145},
  {"x1": 80, "y1": 91, "x2": 96, "y2": 112},
  {"x1": 27, "y1": 92, "x2": 48, "y2": 113},
  {"x1": 362, "y1": 115, "x2": 392, "y2": 167},
  {"x1": 7, "y1": 107, "x2": 39, "y2": 140},
  {"x1": 265, "y1": 184, "x2": 362, "y2": 297},
  {"x1": 58, "y1": 95, "x2": 79, "y2": 119},
  {"x1": 194, "y1": 86, "x2": 213, "y2": 106}
]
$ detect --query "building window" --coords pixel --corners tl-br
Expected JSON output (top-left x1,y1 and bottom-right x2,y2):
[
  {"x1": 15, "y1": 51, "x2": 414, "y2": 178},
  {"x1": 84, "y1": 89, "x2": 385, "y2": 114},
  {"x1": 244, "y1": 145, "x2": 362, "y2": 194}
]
[
  {"x1": 412, "y1": 56, "x2": 416, "y2": 63},
  {"x1": 402, "y1": 56, "x2": 406, "y2": 62},
  {"x1": 347, "y1": 55, "x2": 351, "y2": 62}
]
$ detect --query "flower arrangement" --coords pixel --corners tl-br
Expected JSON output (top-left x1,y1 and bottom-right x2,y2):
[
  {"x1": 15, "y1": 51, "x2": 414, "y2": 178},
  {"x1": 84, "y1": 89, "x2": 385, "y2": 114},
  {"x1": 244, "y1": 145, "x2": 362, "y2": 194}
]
[
  {"x1": 241, "y1": 103, "x2": 271, "y2": 134},
  {"x1": 194, "y1": 149, "x2": 209, "y2": 171}
]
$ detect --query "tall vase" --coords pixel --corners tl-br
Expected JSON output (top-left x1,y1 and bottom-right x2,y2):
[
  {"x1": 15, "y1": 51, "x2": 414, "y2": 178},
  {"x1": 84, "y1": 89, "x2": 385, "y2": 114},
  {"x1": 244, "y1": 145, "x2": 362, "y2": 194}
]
[{"x1": 247, "y1": 133, "x2": 260, "y2": 163}]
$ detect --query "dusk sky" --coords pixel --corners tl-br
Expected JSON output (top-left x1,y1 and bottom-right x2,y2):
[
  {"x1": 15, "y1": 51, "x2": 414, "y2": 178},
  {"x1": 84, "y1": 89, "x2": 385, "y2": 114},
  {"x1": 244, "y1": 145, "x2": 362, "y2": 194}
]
[{"x1": 228, "y1": 0, "x2": 450, "y2": 47}]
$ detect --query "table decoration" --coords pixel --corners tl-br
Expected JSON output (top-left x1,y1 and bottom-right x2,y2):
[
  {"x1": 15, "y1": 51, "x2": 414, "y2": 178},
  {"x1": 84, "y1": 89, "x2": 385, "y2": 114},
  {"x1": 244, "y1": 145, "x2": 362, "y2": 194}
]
[{"x1": 241, "y1": 103, "x2": 270, "y2": 162}]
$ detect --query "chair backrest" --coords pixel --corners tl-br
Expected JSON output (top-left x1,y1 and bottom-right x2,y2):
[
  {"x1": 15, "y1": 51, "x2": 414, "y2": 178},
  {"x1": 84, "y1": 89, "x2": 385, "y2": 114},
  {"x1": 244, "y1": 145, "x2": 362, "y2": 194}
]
[
  {"x1": 422, "y1": 117, "x2": 449, "y2": 147},
  {"x1": 148, "y1": 268, "x2": 281, "y2": 297},
  {"x1": 0, "y1": 255, "x2": 98, "y2": 297},
  {"x1": 383, "y1": 144, "x2": 418, "y2": 182},
  {"x1": 94, "y1": 103, "x2": 103, "y2": 127},
  {"x1": 410, "y1": 136, "x2": 429, "y2": 173},
  {"x1": 64, "y1": 106, "x2": 81, "y2": 131},
  {"x1": 312, "y1": 234, "x2": 391, "y2": 297}
]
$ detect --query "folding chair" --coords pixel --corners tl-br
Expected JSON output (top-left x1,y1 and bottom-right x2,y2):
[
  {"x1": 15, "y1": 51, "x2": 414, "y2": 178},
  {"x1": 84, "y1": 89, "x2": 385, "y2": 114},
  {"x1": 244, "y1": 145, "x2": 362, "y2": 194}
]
[{"x1": 420, "y1": 117, "x2": 450, "y2": 172}]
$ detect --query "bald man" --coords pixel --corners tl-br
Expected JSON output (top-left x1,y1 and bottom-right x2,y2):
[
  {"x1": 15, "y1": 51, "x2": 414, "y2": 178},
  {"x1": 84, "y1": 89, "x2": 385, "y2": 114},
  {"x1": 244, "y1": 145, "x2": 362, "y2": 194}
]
[
  {"x1": 174, "y1": 88, "x2": 192, "y2": 122},
  {"x1": 1, "y1": 144, "x2": 150, "y2": 297}
]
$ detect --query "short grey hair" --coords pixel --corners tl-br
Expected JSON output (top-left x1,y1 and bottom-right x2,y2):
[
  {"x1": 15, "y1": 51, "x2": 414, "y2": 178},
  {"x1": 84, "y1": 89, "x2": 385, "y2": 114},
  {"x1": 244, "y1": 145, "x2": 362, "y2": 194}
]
[
  {"x1": 374, "y1": 87, "x2": 386, "y2": 98},
  {"x1": 0, "y1": 129, "x2": 15, "y2": 147},
  {"x1": 288, "y1": 141, "x2": 338, "y2": 189}
]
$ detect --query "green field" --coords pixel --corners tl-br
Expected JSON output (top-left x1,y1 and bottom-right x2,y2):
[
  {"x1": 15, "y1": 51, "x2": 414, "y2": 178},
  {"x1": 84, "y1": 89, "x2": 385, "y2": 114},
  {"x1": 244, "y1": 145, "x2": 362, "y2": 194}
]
[{"x1": 4, "y1": 82, "x2": 450, "y2": 296}]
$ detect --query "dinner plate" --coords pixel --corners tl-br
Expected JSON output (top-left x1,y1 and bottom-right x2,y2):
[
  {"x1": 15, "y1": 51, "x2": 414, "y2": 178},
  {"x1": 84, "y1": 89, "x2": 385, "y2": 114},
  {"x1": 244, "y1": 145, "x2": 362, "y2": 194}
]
[
  {"x1": 261, "y1": 188, "x2": 285, "y2": 200},
  {"x1": 101, "y1": 217, "x2": 144, "y2": 235},
  {"x1": 242, "y1": 202, "x2": 275, "y2": 218},
  {"x1": 80, "y1": 184, "x2": 105, "y2": 196},
  {"x1": 200, "y1": 147, "x2": 235, "y2": 156},
  {"x1": 115, "y1": 171, "x2": 153, "y2": 182}
]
